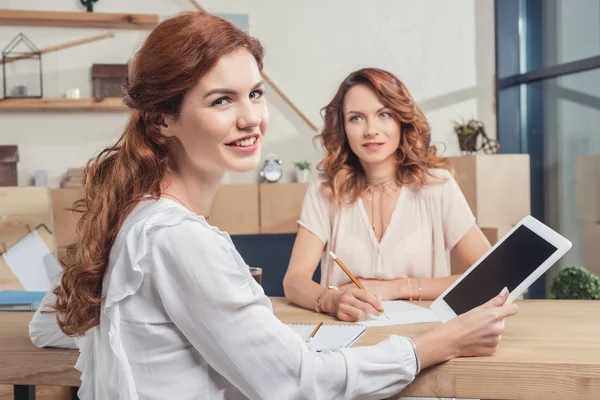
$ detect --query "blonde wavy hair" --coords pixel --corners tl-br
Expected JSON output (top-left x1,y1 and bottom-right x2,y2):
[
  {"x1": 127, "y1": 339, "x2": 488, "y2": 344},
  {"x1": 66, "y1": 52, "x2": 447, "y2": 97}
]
[{"x1": 316, "y1": 68, "x2": 449, "y2": 205}]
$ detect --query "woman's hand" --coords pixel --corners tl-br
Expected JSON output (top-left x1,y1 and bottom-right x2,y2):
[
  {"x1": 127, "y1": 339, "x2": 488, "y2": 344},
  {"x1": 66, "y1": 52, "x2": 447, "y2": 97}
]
[
  {"x1": 414, "y1": 288, "x2": 519, "y2": 370},
  {"x1": 339, "y1": 278, "x2": 401, "y2": 301},
  {"x1": 322, "y1": 286, "x2": 384, "y2": 322}
]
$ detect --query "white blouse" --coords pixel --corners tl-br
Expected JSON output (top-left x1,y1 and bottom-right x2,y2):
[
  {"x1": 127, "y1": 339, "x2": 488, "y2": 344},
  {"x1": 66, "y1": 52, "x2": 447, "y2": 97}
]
[{"x1": 30, "y1": 198, "x2": 419, "y2": 400}]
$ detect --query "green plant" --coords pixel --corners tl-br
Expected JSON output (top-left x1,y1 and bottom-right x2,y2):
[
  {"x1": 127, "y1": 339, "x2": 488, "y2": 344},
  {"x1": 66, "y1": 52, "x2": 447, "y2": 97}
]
[
  {"x1": 294, "y1": 161, "x2": 311, "y2": 171},
  {"x1": 453, "y1": 118, "x2": 483, "y2": 136},
  {"x1": 550, "y1": 266, "x2": 600, "y2": 300}
]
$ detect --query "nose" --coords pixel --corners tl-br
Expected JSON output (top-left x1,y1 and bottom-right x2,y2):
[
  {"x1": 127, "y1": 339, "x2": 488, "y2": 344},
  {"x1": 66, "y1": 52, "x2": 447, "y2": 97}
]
[
  {"x1": 237, "y1": 101, "x2": 262, "y2": 131},
  {"x1": 364, "y1": 119, "x2": 379, "y2": 138}
]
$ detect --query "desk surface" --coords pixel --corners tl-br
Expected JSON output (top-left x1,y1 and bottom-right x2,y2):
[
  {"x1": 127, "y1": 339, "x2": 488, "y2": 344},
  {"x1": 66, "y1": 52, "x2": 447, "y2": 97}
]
[{"x1": 1, "y1": 299, "x2": 599, "y2": 400}]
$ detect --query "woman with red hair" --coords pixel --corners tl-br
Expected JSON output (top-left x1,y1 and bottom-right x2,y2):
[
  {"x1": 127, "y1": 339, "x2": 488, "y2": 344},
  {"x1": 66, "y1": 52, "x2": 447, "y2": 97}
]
[
  {"x1": 284, "y1": 68, "x2": 492, "y2": 322},
  {"x1": 29, "y1": 12, "x2": 517, "y2": 400}
]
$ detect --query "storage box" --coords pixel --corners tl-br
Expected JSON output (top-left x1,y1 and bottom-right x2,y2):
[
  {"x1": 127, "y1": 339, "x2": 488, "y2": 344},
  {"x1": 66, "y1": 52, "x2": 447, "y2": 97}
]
[
  {"x1": 583, "y1": 222, "x2": 600, "y2": 277},
  {"x1": 449, "y1": 155, "x2": 531, "y2": 228},
  {"x1": 575, "y1": 154, "x2": 600, "y2": 223},
  {"x1": 0, "y1": 145, "x2": 18, "y2": 186},
  {"x1": 259, "y1": 183, "x2": 308, "y2": 234}
]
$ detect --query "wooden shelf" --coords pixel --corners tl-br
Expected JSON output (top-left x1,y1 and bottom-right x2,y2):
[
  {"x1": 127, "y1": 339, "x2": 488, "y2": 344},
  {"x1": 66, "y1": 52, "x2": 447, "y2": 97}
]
[
  {"x1": 0, "y1": 9, "x2": 159, "y2": 30},
  {"x1": 0, "y1": 97, "x2": 129, "y2": 111}
]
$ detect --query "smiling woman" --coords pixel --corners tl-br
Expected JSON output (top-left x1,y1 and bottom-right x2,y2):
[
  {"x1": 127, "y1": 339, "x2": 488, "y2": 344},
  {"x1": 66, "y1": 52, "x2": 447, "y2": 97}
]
[
  {"x1": 28, "y1": 12, "x2": 518, "y2": 400},
  {"x1": 284, "y1": 68, "x2": 494, "y2": 322}
]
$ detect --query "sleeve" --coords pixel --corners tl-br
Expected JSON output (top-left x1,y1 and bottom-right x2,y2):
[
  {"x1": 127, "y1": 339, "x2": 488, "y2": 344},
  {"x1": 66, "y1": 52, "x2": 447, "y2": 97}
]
[
  {"x1": 297, "y1": 179, "x2": 333, "y2": 244},
  {"x1": 29, "y1": 285, "x2": 77, "y2": 349},
  {"x1": 151, "y1": 220, "x2": 418, "y2": 400},
  {"x1": 441, "y1": 173, "x2": 477, "y2": 250}
]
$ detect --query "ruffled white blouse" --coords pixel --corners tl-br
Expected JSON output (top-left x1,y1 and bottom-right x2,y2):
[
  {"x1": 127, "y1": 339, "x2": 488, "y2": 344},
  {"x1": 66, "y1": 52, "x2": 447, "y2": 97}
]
[{"x1": 30, "y1": 198, "x2": 419, "y2": 400}]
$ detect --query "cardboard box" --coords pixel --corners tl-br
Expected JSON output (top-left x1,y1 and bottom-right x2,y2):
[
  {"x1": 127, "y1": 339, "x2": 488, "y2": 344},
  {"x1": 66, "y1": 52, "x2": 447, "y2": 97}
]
[
  {"x1": 449, "y1": 155, "x2": 531, "y2": 228},
  {"x1": 259, "y1": 183, "x2": 308, "y2": 234},
  {"x1": 575, "y1": 154, "x2": 600, "y2": 223},
  {"x1": 210, "y1": 184, "x2": 260, "y2": 235},
  {"x1": 583, "y1": 222, "x2": 600, "y2": 277}
]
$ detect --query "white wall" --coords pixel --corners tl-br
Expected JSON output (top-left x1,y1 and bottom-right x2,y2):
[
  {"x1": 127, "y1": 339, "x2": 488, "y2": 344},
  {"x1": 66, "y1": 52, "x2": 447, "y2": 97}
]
[{"x1": 0, "y1": 0, "x2": 496, "y2": 187}]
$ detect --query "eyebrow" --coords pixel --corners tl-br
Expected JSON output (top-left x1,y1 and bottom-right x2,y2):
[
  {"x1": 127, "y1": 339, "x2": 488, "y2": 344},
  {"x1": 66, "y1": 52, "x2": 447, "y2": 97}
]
[
  {"x1": 346, "y1": 106, "x2": 388, "y2": 115},
  {"x1": 203, "y1": 80, "x2": 265, "y2": 99}
]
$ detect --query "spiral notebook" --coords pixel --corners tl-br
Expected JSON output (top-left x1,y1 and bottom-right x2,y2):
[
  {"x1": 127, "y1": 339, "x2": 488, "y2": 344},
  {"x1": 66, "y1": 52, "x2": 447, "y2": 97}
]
[{"x1": 288, "y1": 323, "x2": 366, "y2": 352}]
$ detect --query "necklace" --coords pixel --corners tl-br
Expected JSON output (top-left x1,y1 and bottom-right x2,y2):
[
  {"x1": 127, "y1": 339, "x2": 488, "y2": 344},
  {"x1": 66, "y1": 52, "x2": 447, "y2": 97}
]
[
  {"x1": 162, "y1": 192, "x2": 210, "y2": 220},
  {"x1": 366, "y1": 175, "x2": 397, "y2": 233}
]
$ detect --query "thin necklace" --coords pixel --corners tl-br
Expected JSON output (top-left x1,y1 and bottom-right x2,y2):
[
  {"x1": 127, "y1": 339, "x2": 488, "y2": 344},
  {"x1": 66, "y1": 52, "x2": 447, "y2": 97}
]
[
  {"x1": 366, "y1": 175, "x2": 396, "y2": 233},
  {"x1": 162, "y1": 192, "x2": 210, "y2": 220}
]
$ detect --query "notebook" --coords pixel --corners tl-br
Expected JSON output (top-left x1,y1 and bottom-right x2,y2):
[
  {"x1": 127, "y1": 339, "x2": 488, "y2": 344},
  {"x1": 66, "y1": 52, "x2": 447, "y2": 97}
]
[
  {"x1": 288, "y1": 323, "x2": 366, "y2": 352},
  {"x1": 0, "y1": 290, "x2": 46, "y2": 311}
]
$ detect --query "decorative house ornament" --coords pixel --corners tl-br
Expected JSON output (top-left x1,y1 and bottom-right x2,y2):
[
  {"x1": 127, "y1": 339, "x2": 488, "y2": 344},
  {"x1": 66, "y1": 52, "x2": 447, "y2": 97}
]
[
  {"x1": 92, "y1": 64, "x2": 128, "y2": 101},
  {"x1": 2, "y1": 33, "x2": 43, "y2": 99}
]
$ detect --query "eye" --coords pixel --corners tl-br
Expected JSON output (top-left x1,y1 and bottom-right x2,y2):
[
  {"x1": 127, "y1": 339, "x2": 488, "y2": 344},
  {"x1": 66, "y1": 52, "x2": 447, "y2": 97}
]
[
  {"x1": 380, "y1": 111, "x2": 391, "y2": 118},
  {"x1": 212, "y1": 97, "x2": 232, "y2": 106},
  {"x1": 250, "y1": 89, "x2": 264, "y2": 100},
  {"x1": 349, "y1": 115, "x2": 362, "y2": 122}
]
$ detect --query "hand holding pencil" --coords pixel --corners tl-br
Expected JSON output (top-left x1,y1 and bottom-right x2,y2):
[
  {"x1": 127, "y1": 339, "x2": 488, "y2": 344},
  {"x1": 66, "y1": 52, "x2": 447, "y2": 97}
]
[{"x1": 329, "y1": 251, "x2": 391, "y2": 321}]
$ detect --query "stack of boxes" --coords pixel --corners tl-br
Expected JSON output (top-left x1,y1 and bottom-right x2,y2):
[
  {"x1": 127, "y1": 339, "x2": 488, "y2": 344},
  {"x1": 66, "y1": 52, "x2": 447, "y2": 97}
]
[
  {"x1": 449, "y1": 154, "x2": 531, "y2": 275},
  {"x1": 575, "y1": 154, "x2": 600, "y2": 277}
]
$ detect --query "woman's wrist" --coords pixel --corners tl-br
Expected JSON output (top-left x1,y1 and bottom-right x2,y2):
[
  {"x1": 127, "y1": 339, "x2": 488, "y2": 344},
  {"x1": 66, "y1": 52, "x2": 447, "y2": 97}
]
[
  {"x1": 395, "y1": 278, "x2": 410, "y2": 299},
  {"x1": 320, "y1": 287, "x2": 340, "y2": 314}
]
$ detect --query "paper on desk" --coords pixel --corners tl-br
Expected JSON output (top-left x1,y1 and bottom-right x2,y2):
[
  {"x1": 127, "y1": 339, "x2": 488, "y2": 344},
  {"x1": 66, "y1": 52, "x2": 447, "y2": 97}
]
[
  {"x1": 1, "y1": 231, "x2": 61, "y2": 291},
  {"x1": 357, "y1": 300, "x2": 439, "y2": 327}
]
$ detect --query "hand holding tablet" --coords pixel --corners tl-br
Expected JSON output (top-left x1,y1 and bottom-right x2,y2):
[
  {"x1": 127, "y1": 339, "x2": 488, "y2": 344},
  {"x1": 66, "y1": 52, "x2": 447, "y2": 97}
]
[{"x1": 432, "y1": 215, "x2": 572, "y2": 322}]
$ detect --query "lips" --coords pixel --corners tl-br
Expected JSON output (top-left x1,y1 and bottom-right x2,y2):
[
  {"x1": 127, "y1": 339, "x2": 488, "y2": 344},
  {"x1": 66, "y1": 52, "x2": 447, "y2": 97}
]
[{"x1": 225, "y1": 134, "x2": 260, "y2": 147}]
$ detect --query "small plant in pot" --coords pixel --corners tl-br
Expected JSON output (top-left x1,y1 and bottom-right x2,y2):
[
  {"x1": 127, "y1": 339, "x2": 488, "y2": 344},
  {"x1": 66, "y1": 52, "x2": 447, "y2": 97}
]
[
  {"x1": 550, "y1": 266, "x2": 600, "y2": 300},
  {"x1": 294, "y1": 161, "x2": 311, "y2": 183},
  {"x1": 453, "y1": 118, "x2": 484, "y2": 154}
]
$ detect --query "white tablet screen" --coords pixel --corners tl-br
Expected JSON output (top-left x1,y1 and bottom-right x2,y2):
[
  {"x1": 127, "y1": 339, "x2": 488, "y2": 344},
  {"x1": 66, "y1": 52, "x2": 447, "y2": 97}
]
[{"x1": 443, "y1": 225, "x2": 558, "y2": 315}]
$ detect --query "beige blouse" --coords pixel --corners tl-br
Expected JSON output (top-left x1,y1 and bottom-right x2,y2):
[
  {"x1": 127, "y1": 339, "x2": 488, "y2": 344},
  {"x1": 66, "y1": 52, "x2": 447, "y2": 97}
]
[{"x1": 298, "y1": 168, "x2": 476, "y2": 287}]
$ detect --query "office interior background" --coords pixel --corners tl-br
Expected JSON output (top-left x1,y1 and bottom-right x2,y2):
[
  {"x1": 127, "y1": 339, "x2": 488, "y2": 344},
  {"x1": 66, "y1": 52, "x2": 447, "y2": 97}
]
[{"x1": 0, "y1": 0, "x2": 598, "y2": 303}]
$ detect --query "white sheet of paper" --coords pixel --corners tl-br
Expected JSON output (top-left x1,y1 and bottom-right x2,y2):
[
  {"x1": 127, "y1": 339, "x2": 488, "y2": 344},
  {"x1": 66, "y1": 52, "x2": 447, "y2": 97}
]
[
  {"x1": 358, "y1": 300, "x2": 439, "y2": 327},
  {"x1": 2, "y1": 231, "x2": 61, "y2": 291}
]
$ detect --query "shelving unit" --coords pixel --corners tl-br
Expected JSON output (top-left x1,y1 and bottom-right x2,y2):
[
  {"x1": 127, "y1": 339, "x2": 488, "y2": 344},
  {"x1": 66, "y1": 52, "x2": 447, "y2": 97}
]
[
  {"x1": 0, "y1": 9, "x2": 159, "y2": 30},
  {"x1": 0, "y1": 97, "x2": 128, "y2": 111}
]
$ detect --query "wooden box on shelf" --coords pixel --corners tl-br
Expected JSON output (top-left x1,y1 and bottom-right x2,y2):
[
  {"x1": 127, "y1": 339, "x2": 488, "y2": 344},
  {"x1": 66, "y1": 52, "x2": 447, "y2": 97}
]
[
  {"x1": 209, "y1": 184, "x2": 260, "y2": 235},
  {"x1": 259, "y1": 183, "x2": 308, "y2": 234},
  {"x1": 575, "y1": 153, "x2": 600, "y2": 223},
  {"x1": 449, "y1": 154, "x2": 531, "y2": 228},
  {"x1": 92, "y1": 64, "x2": 128, "y2": 101},
  {"x1": 0, "y1": 145, "x2": 18, "y2": 186}
]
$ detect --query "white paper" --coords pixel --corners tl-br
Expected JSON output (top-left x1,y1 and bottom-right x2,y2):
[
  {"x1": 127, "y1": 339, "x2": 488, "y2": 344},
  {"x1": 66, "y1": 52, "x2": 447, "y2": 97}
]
[
  {"x1": 288, "y1": 324, "x2": 365, "y2": 351},
  {"x1": 357, "y1": 300, "x2": 439, "y2": 327},
  {"x1": 2, "y1": 231, "x2": 61, "y2": 291}
]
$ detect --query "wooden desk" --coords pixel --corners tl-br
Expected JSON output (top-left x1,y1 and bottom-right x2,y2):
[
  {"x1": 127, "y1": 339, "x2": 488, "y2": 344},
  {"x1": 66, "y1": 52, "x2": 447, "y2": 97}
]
[{"x1": 1, "y1": 299, "x2": 599, "y2": 399}]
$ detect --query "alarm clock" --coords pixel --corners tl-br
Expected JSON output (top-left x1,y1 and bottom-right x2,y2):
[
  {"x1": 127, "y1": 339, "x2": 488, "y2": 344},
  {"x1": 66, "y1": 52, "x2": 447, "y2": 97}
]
[{"x1": 260, "y1": 153, "x2": 283, "y2": 183}]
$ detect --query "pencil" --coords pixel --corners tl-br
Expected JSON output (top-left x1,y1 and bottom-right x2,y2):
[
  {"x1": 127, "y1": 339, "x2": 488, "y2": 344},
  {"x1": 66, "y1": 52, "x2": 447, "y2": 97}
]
[
  {"x1": 329, "y1": 251, "x2": 391, "y2": 320},
  {"x1": 307, "y1": 321, "x2": 323, "y2": 344}
]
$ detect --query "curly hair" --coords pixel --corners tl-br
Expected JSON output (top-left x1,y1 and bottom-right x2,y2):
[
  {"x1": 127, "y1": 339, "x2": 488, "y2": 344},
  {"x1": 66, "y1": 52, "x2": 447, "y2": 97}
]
[
  {"x1": 51, "y1": 11, "x2": 264, "y2": 336},
  {"x1": 316, "y1": 68, "x2": 449, "y2": 205}
]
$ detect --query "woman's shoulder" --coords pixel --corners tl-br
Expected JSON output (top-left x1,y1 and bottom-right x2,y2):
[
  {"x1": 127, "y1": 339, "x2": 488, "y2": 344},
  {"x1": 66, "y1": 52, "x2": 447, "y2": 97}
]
[
  {"x1": 406, "y1": 168, "x2": 454, "y2": 197},
  {"x1": 112, "y1": 198, "x2": 226, "y2": 260}
]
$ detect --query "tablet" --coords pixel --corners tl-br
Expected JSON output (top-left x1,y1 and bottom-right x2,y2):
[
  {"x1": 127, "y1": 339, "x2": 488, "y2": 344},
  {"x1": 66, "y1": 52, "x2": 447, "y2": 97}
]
[{"x1": 430, "y1": 215, "x2": 572, "y2": 323}]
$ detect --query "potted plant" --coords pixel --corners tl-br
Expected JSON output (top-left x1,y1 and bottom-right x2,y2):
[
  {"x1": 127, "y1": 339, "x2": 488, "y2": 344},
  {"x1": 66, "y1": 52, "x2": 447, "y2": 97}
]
[
  {"x1": 550, "y1": 266, "x2": 600, "y2": 300},
  {"x1": 453, "y1": 118, "x2": 482, "y2": 154},
  {"x1": 294, "y1": 161, "x2": 311, "y2": 183}
]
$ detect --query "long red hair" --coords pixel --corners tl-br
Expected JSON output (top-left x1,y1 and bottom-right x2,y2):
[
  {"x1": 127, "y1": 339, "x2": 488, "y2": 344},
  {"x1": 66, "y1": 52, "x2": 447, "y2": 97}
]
[
  {"x1": 52, "y1": 11, "x2": 264, "y2": 336},
  {"x1": 317, "y1": 68, "x2": 449, "y2": 204}
]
